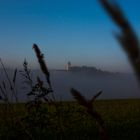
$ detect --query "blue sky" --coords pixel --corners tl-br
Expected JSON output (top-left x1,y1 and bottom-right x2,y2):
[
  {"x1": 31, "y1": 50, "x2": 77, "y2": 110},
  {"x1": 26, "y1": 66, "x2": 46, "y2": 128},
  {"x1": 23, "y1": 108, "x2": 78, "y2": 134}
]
[{"x1": 0, "y1": 0, "x2": 140, "y2": 72}]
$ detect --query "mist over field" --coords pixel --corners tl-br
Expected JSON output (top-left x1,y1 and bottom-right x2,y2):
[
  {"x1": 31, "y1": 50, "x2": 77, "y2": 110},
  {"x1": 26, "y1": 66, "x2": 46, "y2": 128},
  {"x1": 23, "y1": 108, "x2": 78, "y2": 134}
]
[{"x1": 1, "y1": 69, "x2": 140, "y2": 102}]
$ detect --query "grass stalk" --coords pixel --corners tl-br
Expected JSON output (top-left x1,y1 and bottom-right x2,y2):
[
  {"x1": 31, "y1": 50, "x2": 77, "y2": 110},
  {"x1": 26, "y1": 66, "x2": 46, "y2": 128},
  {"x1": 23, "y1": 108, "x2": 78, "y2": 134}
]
[
  {"x1": 99, "y1": 0, "x2": 140, "y2": 83},
  {"x1": 71, "y1": 88, "x2": 108, "y2": 140}
]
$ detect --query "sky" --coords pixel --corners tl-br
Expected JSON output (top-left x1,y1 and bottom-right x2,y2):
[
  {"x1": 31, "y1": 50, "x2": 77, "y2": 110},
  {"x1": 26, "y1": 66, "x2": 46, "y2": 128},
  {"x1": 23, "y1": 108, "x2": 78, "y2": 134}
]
[{"x1": 0, "y1": 0, "x2": 140, "y2": 72}]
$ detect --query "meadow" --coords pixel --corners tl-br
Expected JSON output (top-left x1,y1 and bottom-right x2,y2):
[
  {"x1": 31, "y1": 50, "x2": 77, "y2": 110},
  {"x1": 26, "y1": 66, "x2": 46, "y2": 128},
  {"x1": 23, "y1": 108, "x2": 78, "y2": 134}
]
[{"x1": 0, "y1": 99, "x2": 140, "y2": 140}]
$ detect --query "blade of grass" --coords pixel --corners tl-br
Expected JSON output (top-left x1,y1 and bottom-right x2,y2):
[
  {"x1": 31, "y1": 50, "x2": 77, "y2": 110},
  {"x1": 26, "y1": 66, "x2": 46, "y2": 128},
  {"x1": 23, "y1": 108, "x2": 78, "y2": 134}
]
[{"x1": 0, "y1": 58, "x2": 18, "y2": 102}]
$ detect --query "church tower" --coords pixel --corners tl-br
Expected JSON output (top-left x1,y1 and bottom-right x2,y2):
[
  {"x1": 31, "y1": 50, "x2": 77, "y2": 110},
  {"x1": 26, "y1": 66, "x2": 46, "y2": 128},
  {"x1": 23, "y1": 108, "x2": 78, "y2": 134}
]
[{"x1": 66, "y1": 61, "x2": 71, "y2": 71}]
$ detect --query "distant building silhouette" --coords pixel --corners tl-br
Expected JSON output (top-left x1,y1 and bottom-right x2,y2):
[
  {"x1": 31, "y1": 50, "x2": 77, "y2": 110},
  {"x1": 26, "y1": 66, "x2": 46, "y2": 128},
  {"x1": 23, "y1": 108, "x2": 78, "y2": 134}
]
[
  {"x1": 69, "y1": 65, "x2": 98, "y2": 72},
  {"x1": 66, "y1": 61, "x2": 71, "y2": 71},
  {"x1": 65, "y1": 61, "x2": 111, "y2": 74}
]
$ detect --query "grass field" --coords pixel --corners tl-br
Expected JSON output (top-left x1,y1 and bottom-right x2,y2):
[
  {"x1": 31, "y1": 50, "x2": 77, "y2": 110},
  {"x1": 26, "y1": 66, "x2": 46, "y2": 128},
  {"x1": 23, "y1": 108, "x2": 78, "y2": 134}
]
[{"x1": 0, "y1": 99, "x2": 140, "y2": 140}]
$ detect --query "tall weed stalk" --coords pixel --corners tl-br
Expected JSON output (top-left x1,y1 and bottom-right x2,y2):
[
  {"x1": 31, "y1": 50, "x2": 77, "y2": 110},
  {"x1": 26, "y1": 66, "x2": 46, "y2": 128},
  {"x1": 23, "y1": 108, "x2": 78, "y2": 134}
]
[{"x1": 99, "y1": 0, "x2": 140, "y2": 83}]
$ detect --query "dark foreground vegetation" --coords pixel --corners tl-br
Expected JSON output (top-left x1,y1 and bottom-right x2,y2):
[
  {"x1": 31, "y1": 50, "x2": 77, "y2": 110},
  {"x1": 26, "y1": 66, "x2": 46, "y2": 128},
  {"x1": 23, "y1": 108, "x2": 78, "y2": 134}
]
[
  {"x1": 0, "y1": 99, "x2": 140, "y2": 140},
  {"x1": 0, "y1": 0, "x2": 140, "y2": 139}
]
